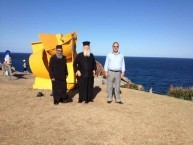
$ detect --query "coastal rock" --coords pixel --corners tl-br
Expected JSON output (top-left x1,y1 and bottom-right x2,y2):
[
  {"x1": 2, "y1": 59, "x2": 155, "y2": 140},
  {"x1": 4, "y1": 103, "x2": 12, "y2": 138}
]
[
  {"x1": 95, "y1": 60, "x2": 105, "y2": 77},
  {"x1": 121, "y1": 81, "x2": 144, "y2": 91},
  {"x1": 121, "y1": 76, "x2": 131, "y2": 86},
  {"x1": 138, "y1": 85, "x2": 145, "y2": 91},
  {"x1": 94, "y1": 76, "x2": 106, "y2": 86}
]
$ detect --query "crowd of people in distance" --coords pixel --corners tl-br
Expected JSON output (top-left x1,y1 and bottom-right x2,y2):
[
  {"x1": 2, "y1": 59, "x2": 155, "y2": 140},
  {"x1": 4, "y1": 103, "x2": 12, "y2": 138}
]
[{"x1": 1, "y1": 50, "x2": 28, "y2": 79}]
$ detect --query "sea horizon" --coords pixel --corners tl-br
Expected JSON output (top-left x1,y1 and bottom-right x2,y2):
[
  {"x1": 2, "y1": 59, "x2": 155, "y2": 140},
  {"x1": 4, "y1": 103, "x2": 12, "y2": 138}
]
[
  {"x1": 1, "y1": 52, "x2": 193, "y2": 94},
  {"x1": 0, "y1": 52, "x2": 193, "y2": 59}
]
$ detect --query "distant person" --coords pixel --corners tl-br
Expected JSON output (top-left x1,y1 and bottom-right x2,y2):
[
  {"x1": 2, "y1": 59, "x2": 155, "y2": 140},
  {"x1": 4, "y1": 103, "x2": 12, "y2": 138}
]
[
  {"x1": 104, "y1": 42, "x2": 125, "y2": 104},
  {"x1": 49, "y1": 45, "x2": 68, "y2": 105},
  {"x1": 73, "y1": 41, "x2": 96, "y2": 103},
  {"x1": 3, "y1": 54, "x2": 13, "y2": 78},
  {"x1": 3, "y1": 50, "x2": 11, "y2": 76},
  {"x1": 149, "y1": 87, "x2": 153, "y2": 93},
  {"x1": 22, "y1": 59, "x2": 28, "y2": 73},
  {"x1": 8, "y1": 55, "x2": 15, "y2": 72},
  {"x1": 4, "y1": 50, "x2": 10, "y2": 63}
]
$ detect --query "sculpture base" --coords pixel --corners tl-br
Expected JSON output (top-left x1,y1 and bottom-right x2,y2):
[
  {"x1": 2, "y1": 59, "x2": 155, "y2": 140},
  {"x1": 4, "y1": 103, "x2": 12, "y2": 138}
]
[
  {"x1": 33, "y1": 77, "x2": 76, "y2": 90},
  {"x1": 33, "y1": 77, "x2": 52, "y2": 90}
]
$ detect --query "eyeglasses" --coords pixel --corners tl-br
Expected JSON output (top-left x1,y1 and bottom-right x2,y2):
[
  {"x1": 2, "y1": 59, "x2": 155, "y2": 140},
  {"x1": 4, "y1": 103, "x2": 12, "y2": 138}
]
[
  {"x1": 113, "y1": 46, "x2": 119, "y2": 48},
  {"x1": 57, "y1": 50, "x2": 63, "y2": 52}
]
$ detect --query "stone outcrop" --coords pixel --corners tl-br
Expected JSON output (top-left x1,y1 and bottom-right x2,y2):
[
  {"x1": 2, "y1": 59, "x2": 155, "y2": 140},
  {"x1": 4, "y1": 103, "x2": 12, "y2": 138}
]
[{"x1": 95, "y1": 61, "x2": 106, "y2": 77}]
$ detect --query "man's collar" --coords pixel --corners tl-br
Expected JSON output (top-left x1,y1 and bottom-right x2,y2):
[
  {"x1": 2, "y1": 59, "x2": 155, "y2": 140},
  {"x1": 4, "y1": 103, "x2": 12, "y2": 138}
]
[{"x1": 112, "y1": 51, "x2": 120, "y2": 55}]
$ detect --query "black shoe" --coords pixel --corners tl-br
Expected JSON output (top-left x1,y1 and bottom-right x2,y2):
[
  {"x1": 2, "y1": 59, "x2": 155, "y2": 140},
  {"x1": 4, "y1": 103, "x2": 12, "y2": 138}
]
[
  {"x1": 58, "y1": 97, "x2": 66, "y2": 103},
  {"x1": 59, "y1": 98, "x2": 68, "y2": 103},
  {"x1": 78, "y1": 100, "x2": 82, "y2": 103},
  {"x1": 85, "y1": 101, "x2": 89, "y2": 104},
  {"x1": 60, "y1": 100, "x2": 68, "y2": 103},
  {"x1": 107, "y1": 101, "x2": 112, "y2": 104},
  {"x1": 54, "y1": 101, "x2": 59, "y2": 105},
  {"x1": 116, "y1": 101, "x2": 123, "y2": 104}
]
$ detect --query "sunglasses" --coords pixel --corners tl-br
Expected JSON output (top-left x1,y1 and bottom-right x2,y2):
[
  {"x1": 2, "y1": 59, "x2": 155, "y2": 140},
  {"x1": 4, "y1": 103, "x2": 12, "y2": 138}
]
[
  {"x1": 113, "y1": 46, "x2": 119, "y2": 48},
  {"x1": 57, "y1": 50, "x2": 63, "y2": 52}
]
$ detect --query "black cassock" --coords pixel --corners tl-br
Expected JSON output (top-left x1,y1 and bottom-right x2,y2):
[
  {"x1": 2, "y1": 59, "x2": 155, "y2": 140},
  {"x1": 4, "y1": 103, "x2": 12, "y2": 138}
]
[
  {"x1": 73, "y1": 52, "x2": 96, "y2": 102},
  {"x1": 49, "y1": 55, "x2": 68, "y2": 102}
]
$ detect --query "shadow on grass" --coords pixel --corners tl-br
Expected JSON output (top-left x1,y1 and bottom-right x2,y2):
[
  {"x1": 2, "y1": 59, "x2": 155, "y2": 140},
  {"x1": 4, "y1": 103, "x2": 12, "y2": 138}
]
[{"x1": 66, "y1": 85, "x2": 102, "y2": 103}]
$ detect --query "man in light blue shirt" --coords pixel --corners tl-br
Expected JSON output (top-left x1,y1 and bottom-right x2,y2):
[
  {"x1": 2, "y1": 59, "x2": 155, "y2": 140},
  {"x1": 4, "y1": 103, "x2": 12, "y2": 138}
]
[{"x1": 104, "y1": 42, "x2": 125, "y2": 104}]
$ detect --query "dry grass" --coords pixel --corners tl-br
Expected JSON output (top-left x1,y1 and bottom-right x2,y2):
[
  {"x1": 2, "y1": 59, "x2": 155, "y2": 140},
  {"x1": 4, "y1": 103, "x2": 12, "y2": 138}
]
[{"x1": 0, "y1": 71, "x2": 193, "y2": 145}]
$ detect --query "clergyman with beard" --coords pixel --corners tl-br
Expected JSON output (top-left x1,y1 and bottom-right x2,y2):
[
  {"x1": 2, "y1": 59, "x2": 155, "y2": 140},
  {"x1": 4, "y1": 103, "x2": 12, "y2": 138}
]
[
  {"x1": 73, "y1": 41, "x2": 96, "y2": 103},
  {"x1": 49, "y1": 45, "x2": 68, "y2": 105}
]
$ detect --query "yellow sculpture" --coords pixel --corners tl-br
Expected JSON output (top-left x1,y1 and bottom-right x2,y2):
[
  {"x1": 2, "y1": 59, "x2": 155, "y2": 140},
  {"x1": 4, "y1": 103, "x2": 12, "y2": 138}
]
[{"x1": 29, "y1": 32, "x2": 77, "y2": 90}]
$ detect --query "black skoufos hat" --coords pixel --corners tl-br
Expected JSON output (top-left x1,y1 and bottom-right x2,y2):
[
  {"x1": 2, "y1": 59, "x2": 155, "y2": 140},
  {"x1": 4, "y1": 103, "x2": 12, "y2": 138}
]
[
  {"x1": 82, "y1": 41, "x2": 90, "y2": 46},
  {"x1": 56, "y1": 45, "x2": 62, "y2": 49}
]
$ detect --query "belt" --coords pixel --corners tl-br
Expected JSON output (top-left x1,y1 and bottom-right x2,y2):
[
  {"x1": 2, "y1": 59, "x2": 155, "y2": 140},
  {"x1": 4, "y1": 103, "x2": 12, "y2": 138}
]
[{"x1": 109, "y1": 69, "x2": 121, "y2": 72}]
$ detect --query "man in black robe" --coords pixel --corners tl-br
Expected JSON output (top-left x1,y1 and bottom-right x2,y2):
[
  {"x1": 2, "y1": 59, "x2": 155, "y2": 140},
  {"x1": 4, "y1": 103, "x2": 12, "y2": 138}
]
[
  {"x1": 49, "y1": 45, "x2": 68, "y2": 105},
  {"x1": 73, "y1": 41, "x2": 96, "y2": 103}
]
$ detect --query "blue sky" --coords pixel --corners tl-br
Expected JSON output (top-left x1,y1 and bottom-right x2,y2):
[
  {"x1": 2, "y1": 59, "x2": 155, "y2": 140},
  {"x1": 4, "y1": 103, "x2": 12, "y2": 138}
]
[{"x1": 0, "y1": 0, "x2": 193, "y2": 58}]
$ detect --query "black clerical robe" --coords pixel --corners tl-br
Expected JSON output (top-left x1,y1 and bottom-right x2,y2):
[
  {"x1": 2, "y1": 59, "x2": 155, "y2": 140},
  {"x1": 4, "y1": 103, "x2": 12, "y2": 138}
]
[
  {"x1": 49, "y1": 55, "x2": 68, "y2": 102},
  {"x1": 73, "y1": 52, "x2": 96, "y2": 102}
]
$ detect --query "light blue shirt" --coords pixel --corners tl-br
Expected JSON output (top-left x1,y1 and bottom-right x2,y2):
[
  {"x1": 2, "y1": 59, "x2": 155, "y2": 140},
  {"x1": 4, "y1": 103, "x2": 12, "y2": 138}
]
[{"x1": 104, "y1": 52, "x2": 125, "y2": 72}]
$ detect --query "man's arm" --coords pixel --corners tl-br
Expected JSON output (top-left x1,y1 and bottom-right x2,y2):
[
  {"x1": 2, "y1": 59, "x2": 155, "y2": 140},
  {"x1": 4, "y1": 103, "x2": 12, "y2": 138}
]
[
  {"x1": 73, "y1": 55, "x2": 78, "y2": 73},
  {"x1": 104, "y1": 54, "x2": 109, "y2": 77},
  {"x1": 65, "y1": 57, "x2": 68, "y2": 77},
  {"x1": 121, "y1": 56, "x2": 125, "y2": 77},
  {"x1": 92, "y1": 54, "x2": 96, "y2": 76},
  {"x1": 73, "y1": 55, "x2": 81, "y2": 76}
]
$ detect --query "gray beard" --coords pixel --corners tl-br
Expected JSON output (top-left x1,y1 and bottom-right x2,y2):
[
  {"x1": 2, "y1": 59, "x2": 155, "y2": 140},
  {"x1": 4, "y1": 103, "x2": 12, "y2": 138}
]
[
  {"x1": 56, "y1": 53, "x2": 63, "y2": 59},
  {"x1": 83, "y1": 50, "x2": 90, "y2": 57}
]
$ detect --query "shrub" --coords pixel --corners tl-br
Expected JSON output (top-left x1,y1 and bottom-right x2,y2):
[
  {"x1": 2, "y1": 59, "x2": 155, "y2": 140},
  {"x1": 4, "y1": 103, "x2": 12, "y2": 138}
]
[{"x1": 168, "y1": 86, "x2": 193, "y2": 101}]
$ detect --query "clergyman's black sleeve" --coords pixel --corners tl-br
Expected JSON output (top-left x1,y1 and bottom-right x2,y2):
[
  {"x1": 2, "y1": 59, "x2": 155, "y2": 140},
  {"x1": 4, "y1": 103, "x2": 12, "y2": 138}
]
[
  {"x1": 93, "y1": 54, "x2": 97, "y2": 71},
  {"x1": 65, "y1": 60, "x2": 68, "y2": 77},
  {"x1": 49, "y1": 56, "x2": 54, "y2": 79},
  {"x1": 73, "y1": 55, "x2": 79, "y2": 73}
]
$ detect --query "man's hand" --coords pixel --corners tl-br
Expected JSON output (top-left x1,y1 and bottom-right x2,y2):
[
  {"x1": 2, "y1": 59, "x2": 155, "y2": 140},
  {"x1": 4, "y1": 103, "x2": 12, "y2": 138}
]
[
  {"x1": 121, "y1": 72, "x2": 125, "y2": 78},
  {"x1": 76, "y1": 70, "x2": 81, "y2": 77},
  {"x1": 93, "y1": 70, "x2": 96, "y2": 76},
  {"x1": 105, "y1": 71, "x2": 109, "y2": 77},
  {"x1": 51, "y1": 78, "x2": 55, "y2": 81}
]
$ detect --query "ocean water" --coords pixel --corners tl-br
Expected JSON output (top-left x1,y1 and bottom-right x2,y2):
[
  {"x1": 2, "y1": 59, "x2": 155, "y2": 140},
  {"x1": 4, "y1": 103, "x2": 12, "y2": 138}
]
[
  {"x1": 97, "y1": 56, "x2": 193, "y2": 94},
  {"x1": 1, "y1": 53, "x2": 193, "y2": 94}
]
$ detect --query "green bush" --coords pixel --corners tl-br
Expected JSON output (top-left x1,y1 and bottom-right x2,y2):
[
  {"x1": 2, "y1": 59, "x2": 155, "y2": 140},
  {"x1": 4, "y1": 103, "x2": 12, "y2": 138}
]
[{"x1": 168, "y1": 87, "x2": 193, "y2": 101}]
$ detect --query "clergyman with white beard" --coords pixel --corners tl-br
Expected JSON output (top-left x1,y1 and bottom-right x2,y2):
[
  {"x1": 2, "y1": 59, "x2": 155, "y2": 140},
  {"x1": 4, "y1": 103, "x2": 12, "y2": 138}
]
[{"x1": 73, "y1": 41, "x2": 96, "y2": 103}]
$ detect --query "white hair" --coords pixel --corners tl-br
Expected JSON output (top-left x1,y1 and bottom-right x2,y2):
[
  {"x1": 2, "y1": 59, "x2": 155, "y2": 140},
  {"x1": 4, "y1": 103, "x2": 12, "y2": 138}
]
[
  {"x1": 83, "y1": 49, "x2": 90, "y2": 57},
  {"x1": 56, "y1": 52, "x2": 63, "y2": 59}
]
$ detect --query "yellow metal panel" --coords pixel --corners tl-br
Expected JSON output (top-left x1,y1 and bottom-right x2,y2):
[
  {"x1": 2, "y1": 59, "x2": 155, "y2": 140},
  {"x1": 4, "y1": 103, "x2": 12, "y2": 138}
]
[
  {"x1": 33, "y1": 77, "x2": 75, "y2": 90},
  {"x1": 33, "y1": 77, "x2": 52, "y2": 90},
  {"x1": 29, "y1": 50, "x2": 51, "y2": 79},
  {"x1": 31, "y1": 42, "x2": 43, "y2": 53},
  {"x1": 39, "y1": 34, "x2": 58, "y2": 50},
  {"x1": 66, "y1": 61, "x2": 76, "y2": 83}
]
